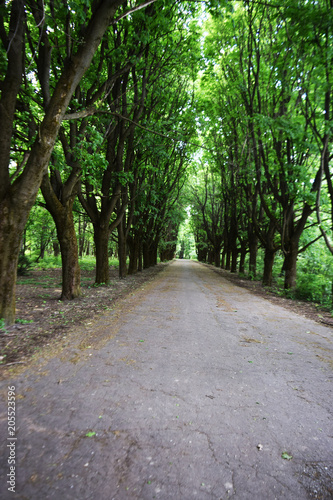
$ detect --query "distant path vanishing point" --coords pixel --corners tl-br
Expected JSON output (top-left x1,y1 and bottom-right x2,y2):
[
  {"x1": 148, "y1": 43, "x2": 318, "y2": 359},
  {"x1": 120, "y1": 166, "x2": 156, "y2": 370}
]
[{"x1": 0, "y1": 259, "x2": 332, "y2": 499}]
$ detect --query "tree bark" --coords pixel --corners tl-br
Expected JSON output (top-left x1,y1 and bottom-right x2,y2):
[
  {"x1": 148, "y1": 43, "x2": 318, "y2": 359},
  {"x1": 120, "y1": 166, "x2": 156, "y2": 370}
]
[
  {"x1": 94, "y1": 224, "x2": 110, "y2": 284},
  {"x1": 0, "y1": 197, "x2": 25, "y2": 324},
  {"x1": 225, "y1": 249, "x2": 231, "y2": 271},
  {"x1": 262, "y1": 248, "x2": 276, "y2": 287},
  {"x1": 128, "y1": 235, "x2": 140, "y2": 274},
  {"x1": 283, "y1": 243, "x2": 298, "y2": 290},
  {"x1": 118, "y1": 220, "x2": 127, "y2": 278},
  {"x1": 239, "y1": 243, "x2": 247, "y2": 274},
  {"x1": 248, "y1": 233, "x2": 258, "y2": 277},
  {"x1": 57, "y1": 210, "x2": 81, "y2": 300},
  {"x1": 231, "y1": 249, "x2": 238, "y2": 273},
  {"x1": 41, "y1": 175, "x2": 81, "y2": 299},
  {"x1": 214, "y1": 248, "x2": 221, "y2": 268}
]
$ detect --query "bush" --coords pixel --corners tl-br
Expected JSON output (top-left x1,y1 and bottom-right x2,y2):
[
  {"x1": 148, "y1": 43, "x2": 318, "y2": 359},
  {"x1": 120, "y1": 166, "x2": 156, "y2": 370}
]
[{"x1": 294, "y1": 272, "x2": 331, "y2": 307}]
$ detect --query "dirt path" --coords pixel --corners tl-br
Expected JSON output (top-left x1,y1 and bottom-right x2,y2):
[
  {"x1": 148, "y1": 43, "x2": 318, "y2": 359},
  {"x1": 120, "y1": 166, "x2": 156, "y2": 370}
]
[{"x1": 0, "y1": 260, "x2": 332, "y2": 499}]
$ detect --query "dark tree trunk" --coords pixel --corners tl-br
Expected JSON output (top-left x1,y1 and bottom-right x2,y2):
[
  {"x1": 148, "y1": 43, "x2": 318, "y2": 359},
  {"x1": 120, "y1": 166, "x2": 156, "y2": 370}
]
[
  {"x1": 78, "y1": 215, "x2": 88, "y2": 258},
  {"x1": 94, "y1": 225, "x2": 110, "y2": 284},
  {"x1": 118, "y1": 221, "x2": 127, "y2": 278},
  {"x1": 248, "y1": 232, "x2": 258, "y2": 277},
  {"x1": 197, "y1": 247, "x2": 207, "y2": 263},
  {"x1": 207, "y1": 249, "x2": 214, "y2": 265},
  {"x1": 53, "y1": 240, "x2": 60, "y2": 257},
  {"x1": 143, "y1": 240, "x2": 158, "y2": 269},
  {"x1": 138, "y1": 243, "x2": 143, "y2": 272},
  {"x1": 225, "y1": 250, "x2": 231, "y2": 271},
  {"x1": 0, "y1": 199, "x2": 24, "y2": 324},
  {"x1": 283, "y1": 247, "x2": 298, "y2": 289},
  {"x1": 282, "y1": 204, "x2": 312, "y2": 290},
  {"x1": 41, "y1": 175, "x2": 81, "y2": 300},
  {"x1": 57, "y1": 210, "x2": 81, "y2": 300},
  {"x1": 231, "y1": 249, "x2": 238, "y2": 273},
  {"x1": 239, "y1": 244, "x2": 247, "y2": 274},
  {"x1": 214, "y1": 247, "x2": 221, "y2": 268},
  {"x1": 221, "y1": 249, "x2": 226, "y2": 269},
  {"x1": 128, "y1": 235, "x2": 140, "y2": 275},
  {"x1": 262, "y1": 248, "x2": 276, "y2": 287}
]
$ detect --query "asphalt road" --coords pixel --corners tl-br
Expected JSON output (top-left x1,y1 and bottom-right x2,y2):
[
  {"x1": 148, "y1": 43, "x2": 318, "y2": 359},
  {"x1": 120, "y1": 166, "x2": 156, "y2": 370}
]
[{"x1": 0, "y1": 260, "x2": 332, "y2": 499}]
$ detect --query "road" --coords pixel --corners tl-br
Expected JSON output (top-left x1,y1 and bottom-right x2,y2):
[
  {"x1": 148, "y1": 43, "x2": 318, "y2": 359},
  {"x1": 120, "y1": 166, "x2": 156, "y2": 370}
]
[{"x1": 0, "y1": 260, "x2": 332, "y2": 499}]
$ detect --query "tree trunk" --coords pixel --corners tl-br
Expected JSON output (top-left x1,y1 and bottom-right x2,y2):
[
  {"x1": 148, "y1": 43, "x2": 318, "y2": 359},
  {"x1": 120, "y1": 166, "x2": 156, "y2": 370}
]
[
  {"x1": 94, "y1": 225, "x2": 110, "y2": 284},
  {"x1": 138, "y1": 242, "x2": 143, "y2": 272},
  {"x1": 214, "y1": 247, "x2": 221, "y2": 268},
  {"x1": 143, "y1": 240, "x2": 158, "y2": 268},
  {"x1": 239, "y1": 244, "x2": 247, "y2": 274},
  {"x1": 41, "y1": 175, "x2": 81, "y2": 300},
  {"x1": 231, "y1": 248, "x2": 238, "y2": 273},
  {"x1": 57, "y1": 211, "x2": 81, "y2": 300},
  {"x1": 221, "y1": 249, "x2": 225, "y2": 269},
  {"x1": 262, "y1": 248, "x2": 275, "y2": 287},
  {"x1": 118, "y1": 221, "x2": 127, "y2": 278},
  {"x1": 53, "y1": 240, "x2": 60, "y2": 257},
  {"x1": 207, "y1": 249, "x2": 214, "y2": 265},
  {"x1": 0, "y1": 199, "x2": 25, "y2": 324},
  {"x1": 225, "y1": 250, "x2": 231, "y2": 271},
  {"x1": 283, "y1": 238, "x2": 299, "y2": 290},
  {"x1": 128, "y1": 235, "x2": 140, "y2": 275},
  {"x1": 78, "y1": 215, "x2": 88, "y2": 258},
  {"x1": 248, "y1": 232, "x2": 258, "y2": 278}
]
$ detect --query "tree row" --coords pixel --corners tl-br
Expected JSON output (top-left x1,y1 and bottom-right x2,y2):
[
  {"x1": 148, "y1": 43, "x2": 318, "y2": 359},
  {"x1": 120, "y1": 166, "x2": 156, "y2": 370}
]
[
  {"x1": 0, "y1": 0, "x2": 201, "y2": 324},
  {"x1": 190, "y1": 0, "x2": 332, "y2": 302}
]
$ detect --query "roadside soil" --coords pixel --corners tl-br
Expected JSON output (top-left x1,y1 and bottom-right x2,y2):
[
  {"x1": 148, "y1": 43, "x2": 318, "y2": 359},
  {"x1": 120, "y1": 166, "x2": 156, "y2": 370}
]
[
  {"x1": 0, "y1": 264, "x2": 167, "y2": 367},
  {"x1": 0, "y1": 260, "x2": 332, "y2": 367}
]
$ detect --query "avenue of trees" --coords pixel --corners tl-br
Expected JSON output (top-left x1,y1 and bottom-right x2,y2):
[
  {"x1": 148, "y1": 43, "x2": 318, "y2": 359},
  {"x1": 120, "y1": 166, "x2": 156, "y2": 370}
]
[
  {"x1": 1, "y1": 0, "x2": 332, "y2": 325},
  {"x1": 0, "y1": 0, "x2": 201, "y2": 324},
  {"x1": 189, "y1": 0, "x2": 333, "y2": 306}
]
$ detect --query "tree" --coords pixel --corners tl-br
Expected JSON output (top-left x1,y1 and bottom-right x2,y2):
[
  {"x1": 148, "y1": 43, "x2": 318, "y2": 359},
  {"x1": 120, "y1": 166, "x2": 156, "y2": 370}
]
[{"x1": 0, "y1": 0, "x2": 162, "y2": 324}]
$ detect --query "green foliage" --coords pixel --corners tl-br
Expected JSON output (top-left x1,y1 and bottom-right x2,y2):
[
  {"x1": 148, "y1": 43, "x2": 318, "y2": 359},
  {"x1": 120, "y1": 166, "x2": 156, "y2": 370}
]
[{"x1": 15, "y1": 318, "x2": 34, "y2": 325}]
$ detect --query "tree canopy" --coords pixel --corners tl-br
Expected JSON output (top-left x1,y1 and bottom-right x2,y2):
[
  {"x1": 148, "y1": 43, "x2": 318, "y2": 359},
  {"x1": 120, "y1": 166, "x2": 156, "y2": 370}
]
[{"x1": 0, "y1": 0, "x2": 332, "y2": 324}]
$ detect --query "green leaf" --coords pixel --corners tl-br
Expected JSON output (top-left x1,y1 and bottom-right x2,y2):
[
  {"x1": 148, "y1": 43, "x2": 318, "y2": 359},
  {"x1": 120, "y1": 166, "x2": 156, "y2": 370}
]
[
  {"x1": 281, "y1": 452, "x2": 293, "y2": 460},
  {"x1": 85, "y1": 431, "x2": 96, "y2": 437}
]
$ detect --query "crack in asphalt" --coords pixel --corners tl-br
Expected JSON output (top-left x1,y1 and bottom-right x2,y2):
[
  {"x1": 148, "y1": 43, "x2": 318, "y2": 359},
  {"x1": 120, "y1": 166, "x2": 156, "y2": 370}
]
[{"x1": 0, "y1": 260, "x2": 332, "y2": 499}]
